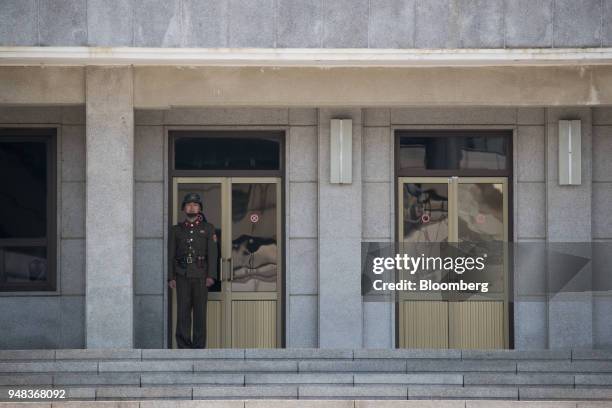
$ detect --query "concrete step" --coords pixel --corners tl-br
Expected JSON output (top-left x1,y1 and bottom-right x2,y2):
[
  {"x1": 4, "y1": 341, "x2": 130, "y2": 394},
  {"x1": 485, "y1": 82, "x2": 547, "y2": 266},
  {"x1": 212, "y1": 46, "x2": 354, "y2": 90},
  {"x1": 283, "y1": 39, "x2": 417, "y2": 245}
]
[
  {"x1": 0, "y1": 401, "x2": 605, "y2": 408},
  {"x1": 6, "y1": 348, "x2": 612, "y2": 362},
  {"x1": 0, "y1": 348, "x2": 611, "y2": 402},
  {"x1": 0, "y1": 372, "x2": 593, "y2": 388},
  {"x1": 464, "y1": 373, "x2": 574, "y2": 387},
  {"x1": 10, "y1": 384, "x2": 611, "y2": 402}
]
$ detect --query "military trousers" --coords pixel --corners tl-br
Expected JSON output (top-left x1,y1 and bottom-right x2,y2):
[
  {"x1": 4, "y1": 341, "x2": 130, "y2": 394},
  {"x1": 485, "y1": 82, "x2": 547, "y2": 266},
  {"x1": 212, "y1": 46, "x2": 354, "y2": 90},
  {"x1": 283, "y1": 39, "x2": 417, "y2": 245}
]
[{"x1": 175, "y1": 274, "x2": 208, "y2": 349}]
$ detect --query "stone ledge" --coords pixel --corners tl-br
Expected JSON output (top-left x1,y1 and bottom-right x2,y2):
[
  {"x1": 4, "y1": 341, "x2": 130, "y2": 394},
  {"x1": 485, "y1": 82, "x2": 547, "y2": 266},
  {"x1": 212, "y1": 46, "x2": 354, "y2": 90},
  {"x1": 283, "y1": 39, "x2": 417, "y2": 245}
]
[
  {"x1": 518, "y1": 362, "x2": 612, "y2": 373},
  {"x1": 95, "y1": 388, "x2": 192, "y2": 401},
  {"x1": 0, "y1": 362, "x2": 98, "y2": 374},
  {"x1": 141, "y1": 374, "x2": 244, "y2": 386},
  {"x1": 192, "y1": 386, "x2": 297, "y2": 399},
  {"x1": 462, "y1": 350, "x2": 571, "y2": 361},
  {"x1": 408, "y1": 385, "x2": 519, "y2": 400},
  {"x1": 245, "y1": 349, "x2": 352, "y2": 360},
  {"x1": 572, "y1": 350, "x2": 612, "y2": 361},
  {"x1": 298, "y1": 360, "x2": 406, "y2": 373},
  {"x1": 464, "y1": 373, "x2": 574, "y2": 386},
  {"x1": 519, "y1": 387, "x2": 612, "y2": 400},
  {"x1": 55, "y1": 350, "x2": 142, "y2": 361},
  {"x1": 0, "y1": 351, "x2": 55, "y2": 361},
  {"x1": 244, "y1": 374, "x2": 352, "y2": 385},
  {"x1": 142, "y1": 350, "x2": 245, "y2": 361},
  {"x1": 353, "y1": 350, "x2": 460, "y2": 359},
  {"x1": 0, "y1": 399, "x2": 609, "y2": 407},
  {"x1": 353, "y1": 374, "x2": 462, "y2": 385},
  {"x1": 299, "y1": 385, "x2": 408, "y2": 400},
  {"x1": 193, "y1": 361, "x2": 297, "y2": 373},
  {"x1": 98, "y1": 362, "x2": 193, "y2": 373}
]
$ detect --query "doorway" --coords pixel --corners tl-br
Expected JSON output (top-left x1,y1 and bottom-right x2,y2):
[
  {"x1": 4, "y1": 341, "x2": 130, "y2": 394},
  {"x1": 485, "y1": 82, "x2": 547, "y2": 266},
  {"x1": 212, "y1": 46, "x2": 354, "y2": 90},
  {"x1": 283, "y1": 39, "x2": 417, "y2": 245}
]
[
  {"x1": 394, "y1": 129, "x2": 513, "y2": 349},
  {"x1": 397, "y1": 176, "x2": 509, "y2": 349},
  {"x1": 170, "y1": 177, "x2": 282, "y2": 348}
]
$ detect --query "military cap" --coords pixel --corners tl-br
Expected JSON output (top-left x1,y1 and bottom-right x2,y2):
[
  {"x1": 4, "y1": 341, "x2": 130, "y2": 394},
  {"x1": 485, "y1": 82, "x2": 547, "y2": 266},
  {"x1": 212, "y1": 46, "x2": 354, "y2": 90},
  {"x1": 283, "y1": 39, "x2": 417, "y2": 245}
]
[{"x1": 181, "y1": 192, "x2": 203, "y2": 210}]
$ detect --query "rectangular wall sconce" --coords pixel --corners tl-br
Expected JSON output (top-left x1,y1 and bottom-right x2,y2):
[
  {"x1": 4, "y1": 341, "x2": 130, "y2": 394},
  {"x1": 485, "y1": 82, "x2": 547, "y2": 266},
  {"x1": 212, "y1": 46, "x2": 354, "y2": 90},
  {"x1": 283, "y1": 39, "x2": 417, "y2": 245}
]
[
  {"x1": 558, "y1": 120, "x2": 581, "y2": 185},
  {"x1": 330, "y1": 119, "x2": 352, "y2": 184}
]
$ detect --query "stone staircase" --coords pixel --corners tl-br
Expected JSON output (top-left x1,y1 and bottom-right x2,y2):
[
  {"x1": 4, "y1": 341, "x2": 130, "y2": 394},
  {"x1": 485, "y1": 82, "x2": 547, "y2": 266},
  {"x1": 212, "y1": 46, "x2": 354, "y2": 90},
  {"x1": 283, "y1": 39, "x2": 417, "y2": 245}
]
[{"x1": 0, "y1": 348, "x2": 612, "y2": 405}]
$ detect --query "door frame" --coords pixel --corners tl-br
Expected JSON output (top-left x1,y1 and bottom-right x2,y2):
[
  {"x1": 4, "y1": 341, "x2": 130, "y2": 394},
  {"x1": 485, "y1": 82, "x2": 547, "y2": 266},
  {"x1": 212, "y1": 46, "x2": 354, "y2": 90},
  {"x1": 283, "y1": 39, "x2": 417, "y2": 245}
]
[
  {"x1": 393, "y1": 128, "x2": 515, "y2": 349},
  {"x1": 166, "y1": 127, "x2": 286, "y2": 348}
]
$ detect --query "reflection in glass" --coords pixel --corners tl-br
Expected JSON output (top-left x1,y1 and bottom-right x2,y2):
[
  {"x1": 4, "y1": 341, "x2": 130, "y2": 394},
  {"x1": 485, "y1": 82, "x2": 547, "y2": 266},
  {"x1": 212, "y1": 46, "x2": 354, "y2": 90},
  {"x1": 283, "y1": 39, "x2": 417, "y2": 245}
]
[
  {"x1": 458, "y1": 183, "x2": 504, "y2": 242},
  {"x1": 403, "y1": 183, "x2": 449, "y2": 243},
  {"x1": 401, "y1": 183, "x2": 449, "y2": 289},
  {"x1": 455, "y1": 183, "x2": 505, "y2": 295},
  {"x1": 231, "y1": 183, "x2": 277, "y2": 292},
  {"x1": 4, "y1": 247, "x2": 47, "y2": 283}
]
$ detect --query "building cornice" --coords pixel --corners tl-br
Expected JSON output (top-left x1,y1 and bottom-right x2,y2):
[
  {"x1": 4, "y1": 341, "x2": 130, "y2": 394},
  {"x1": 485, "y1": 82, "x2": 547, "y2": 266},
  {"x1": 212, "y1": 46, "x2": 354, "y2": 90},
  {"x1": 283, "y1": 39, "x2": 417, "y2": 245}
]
[{"x1": 1, "y1": 46, "x2": 612, "y2": 67}]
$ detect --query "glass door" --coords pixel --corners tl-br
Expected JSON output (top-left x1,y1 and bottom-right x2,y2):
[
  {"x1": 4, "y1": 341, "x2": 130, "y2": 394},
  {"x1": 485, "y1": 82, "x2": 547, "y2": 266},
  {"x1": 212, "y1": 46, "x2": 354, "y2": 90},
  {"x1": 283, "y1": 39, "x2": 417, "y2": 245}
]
[
  {"x1": 171, "y1": 177, "x2": 282, "y2": 348},
  {"x1": 398, "y1": 177, "x2": 508, "y2": 349},
  {"x1": 398, "y1": 177, "x2": 451, "y2": 348},
  {"x1": 228, "y1": 178, "x2": 281, "y2": 348}
]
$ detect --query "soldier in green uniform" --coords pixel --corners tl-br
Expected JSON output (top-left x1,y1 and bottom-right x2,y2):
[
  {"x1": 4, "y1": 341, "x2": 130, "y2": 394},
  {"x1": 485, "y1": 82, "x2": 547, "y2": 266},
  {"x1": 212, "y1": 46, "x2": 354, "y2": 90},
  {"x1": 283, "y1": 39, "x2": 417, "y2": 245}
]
[{"x1": 168, "y1": 193, "x2": 219, "y2": 349}]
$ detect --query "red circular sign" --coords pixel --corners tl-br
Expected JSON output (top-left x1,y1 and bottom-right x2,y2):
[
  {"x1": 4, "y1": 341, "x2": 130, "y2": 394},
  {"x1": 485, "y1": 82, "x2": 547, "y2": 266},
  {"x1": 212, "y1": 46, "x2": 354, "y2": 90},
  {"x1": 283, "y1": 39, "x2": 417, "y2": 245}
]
[
  {"x1": 421, "y1": 214, "x2": 431, "y2": 224},
  {"x1": 249, "y1": 213, "x2": 260, "y2": 223}
]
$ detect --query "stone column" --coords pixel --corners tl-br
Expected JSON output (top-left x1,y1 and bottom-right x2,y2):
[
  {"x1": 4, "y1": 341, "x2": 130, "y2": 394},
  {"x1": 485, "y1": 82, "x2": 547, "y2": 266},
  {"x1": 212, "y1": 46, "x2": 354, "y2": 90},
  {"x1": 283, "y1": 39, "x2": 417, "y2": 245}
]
[
  {"x1": 85, "y1": 66, "x2": 134, "y2": 348},
  {"x1": 545, "y1": 107, "x2": 593, "y2": 349},
  {"x1": 318, "y1": 109, "x2": 363, "y2": 348},
  {"x1": 514, "y1": 108, "x2": 548, "y2": 350}
]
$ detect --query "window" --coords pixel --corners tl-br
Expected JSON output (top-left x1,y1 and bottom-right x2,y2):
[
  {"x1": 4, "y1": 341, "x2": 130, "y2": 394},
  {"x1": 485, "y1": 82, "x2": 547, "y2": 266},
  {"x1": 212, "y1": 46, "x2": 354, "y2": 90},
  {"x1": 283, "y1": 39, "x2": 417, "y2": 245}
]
[
  {"x1": 0, "y1": 128, "x2": 56, "y2": 291},
  {"x1": 172, "y1": 131, "x2": 283, "y2": 171},
  {"x1": 397, "y1": 130, "x2": 511, "y2": 175}
]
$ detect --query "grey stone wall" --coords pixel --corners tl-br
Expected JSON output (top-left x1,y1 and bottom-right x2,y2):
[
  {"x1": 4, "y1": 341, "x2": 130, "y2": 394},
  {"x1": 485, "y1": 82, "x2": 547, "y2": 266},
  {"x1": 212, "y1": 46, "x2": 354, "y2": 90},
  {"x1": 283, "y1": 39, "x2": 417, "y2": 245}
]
[
  {"x1": 1, "y1": 0, "x2": 610, "y2": 49},
  {"x1": 0, "y1": 106, "x2": 86, "y2": 349},
  {"x1": 362, "y1": 108, "x2": 394, "y2": 348},
  {"x1": 318, "y1": 108, "x2": 363, "y2": 348},
  {"x1": 85, "y1": 67, "x2": 135, "y2": 348},
  {"x1": 287, "y1": 109, "x2": 319, "y2": 347},
  {"x1": 1, "y1": 105, "x2": 607, "y2": 350},
  {"x1": 514, "y1": 108, "x2": 548, "y2": 350},
  {"x1": 134, "y1": 122, "x2": 165, "y2": 349}
]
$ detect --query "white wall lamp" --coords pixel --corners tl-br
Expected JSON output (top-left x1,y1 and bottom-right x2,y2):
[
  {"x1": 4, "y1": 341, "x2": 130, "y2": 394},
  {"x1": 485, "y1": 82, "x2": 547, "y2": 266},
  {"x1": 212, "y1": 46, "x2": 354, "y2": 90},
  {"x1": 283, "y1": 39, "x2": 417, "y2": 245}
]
[
  {"x1": 330, "y1": 119, "x2": 352, "y2": 184},
  {"x1": 558, "y1": 120, "x2": 581, "y2": 185}
]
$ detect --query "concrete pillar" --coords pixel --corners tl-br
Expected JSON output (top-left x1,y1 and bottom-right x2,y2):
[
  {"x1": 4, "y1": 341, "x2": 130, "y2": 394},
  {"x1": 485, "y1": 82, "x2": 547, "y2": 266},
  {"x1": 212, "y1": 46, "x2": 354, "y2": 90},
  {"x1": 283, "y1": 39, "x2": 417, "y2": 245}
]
[
  {"x1": 318, "y1": 109, "x2": 363, "y2": 348},
  {"x1": 85, "y1": 66, "x2": 134, "y2": 348},
  {"x1": 545, "y1": 107, "x2": 593, "y2": 349}
]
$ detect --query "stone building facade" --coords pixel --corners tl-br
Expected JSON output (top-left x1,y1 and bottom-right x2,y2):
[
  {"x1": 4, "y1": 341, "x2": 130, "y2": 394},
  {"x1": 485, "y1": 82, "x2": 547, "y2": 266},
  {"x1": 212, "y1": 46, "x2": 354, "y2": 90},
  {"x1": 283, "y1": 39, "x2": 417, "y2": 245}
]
[{"x1": 0, "y1": 0, "x2": 611, "y2": 350}]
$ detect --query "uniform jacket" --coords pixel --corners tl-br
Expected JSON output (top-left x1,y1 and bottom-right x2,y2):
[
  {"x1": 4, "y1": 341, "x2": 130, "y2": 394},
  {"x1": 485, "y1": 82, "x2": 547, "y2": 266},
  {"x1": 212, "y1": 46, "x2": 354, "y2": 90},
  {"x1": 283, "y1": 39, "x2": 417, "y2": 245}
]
[{"x1": 169, "y1": 216, "x2": 219, "y2": 281}]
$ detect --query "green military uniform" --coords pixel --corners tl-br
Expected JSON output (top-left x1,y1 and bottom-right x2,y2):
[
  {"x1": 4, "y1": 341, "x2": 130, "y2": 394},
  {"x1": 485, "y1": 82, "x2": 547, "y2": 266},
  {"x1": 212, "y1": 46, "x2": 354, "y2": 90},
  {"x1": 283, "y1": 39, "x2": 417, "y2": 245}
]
[{"x1": 170, "y1": 193, "x2": 219, "y2": 349}]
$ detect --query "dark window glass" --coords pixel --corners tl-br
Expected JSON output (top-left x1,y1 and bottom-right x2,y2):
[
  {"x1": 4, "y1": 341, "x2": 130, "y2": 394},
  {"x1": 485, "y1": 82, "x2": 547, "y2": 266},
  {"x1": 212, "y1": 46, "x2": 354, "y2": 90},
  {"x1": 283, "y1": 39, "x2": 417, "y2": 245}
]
[
  {"x1": 0, "y1": 141, "x2": 47, "y2": 238},
  {"x1": 174, "y1": 131, "x2": 282, "y2": 171},
  {"x1": 4, "y1": 247, "x2": 48, "y2": 283},
  {"x1": 0, "y1": 130, "x2": 55, "y2": 292},
  {"x1": 398, "y1": 131, "x2": 509, "y2": 172}
]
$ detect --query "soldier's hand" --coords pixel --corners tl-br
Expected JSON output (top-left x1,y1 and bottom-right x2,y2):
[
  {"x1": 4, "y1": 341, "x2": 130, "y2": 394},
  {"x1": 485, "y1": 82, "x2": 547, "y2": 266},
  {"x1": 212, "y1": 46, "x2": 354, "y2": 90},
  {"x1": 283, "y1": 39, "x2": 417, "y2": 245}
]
[
  {"x1": 168, "y1": 279, "x2": 176, "y2": 289},
  {"x1": 205, "y1": 277, "x2": 215, "y2": 288}
]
